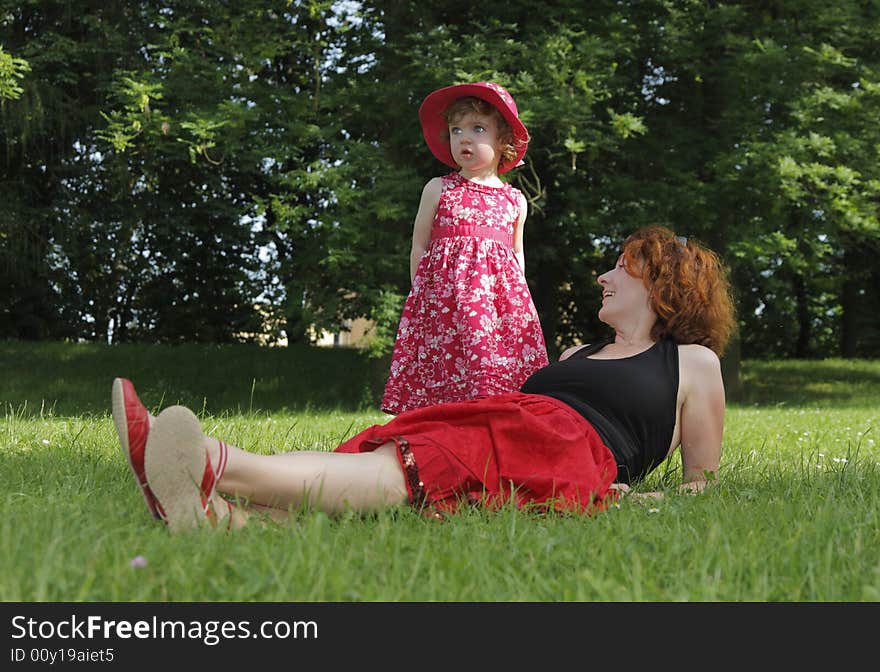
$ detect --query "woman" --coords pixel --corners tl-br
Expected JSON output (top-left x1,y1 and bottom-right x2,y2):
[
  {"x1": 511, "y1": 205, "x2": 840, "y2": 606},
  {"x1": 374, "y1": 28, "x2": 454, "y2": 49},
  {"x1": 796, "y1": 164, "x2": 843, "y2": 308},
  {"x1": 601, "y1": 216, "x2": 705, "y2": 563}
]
[{"x1": 112, "y1": 226, "x2": 735, "y2": 532}]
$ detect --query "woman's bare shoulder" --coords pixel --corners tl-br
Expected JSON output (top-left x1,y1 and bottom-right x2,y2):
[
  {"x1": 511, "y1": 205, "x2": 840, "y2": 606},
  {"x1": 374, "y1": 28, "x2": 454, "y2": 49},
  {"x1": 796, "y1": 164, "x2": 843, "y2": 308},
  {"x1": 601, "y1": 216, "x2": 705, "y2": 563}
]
[
  {"x1": 677, "y1": 344, "x2": 723, "y2": 396},
  {"x1": 678, "y1": 343, "x2": 721, "y2": 369}
]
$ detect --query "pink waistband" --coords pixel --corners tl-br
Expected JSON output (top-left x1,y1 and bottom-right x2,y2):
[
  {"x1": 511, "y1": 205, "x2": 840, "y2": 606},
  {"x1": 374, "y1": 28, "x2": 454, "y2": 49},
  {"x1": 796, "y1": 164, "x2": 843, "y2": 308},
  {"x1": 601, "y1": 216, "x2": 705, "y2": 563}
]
[{"x1": 431, "y1": 225, "x2": 513, "y2": 247}]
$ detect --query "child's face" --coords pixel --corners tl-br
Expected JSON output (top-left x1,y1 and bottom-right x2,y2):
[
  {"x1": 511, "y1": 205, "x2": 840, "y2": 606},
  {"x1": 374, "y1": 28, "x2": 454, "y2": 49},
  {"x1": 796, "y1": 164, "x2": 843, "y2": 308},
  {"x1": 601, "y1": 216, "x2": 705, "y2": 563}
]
[{"x1": 447, "y1": 111, "x2": 502, "y2": 175}]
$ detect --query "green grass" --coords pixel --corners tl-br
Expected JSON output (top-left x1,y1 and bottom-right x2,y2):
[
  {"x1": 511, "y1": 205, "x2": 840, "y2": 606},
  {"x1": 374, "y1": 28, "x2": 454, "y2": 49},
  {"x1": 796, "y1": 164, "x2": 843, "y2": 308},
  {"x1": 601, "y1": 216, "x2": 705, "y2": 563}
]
[
  {"x1": 0, "y1": 341, "x2": 385, "y2": 416},
  {"x1": 1, "y1": 342, "x2": 878, "y2": 601}
]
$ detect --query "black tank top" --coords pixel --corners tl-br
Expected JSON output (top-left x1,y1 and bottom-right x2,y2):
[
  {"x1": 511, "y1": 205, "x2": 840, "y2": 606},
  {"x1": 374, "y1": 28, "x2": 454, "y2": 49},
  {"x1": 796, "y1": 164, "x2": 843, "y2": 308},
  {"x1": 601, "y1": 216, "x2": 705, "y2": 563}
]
[{"x1": 520, "y1": 338, "x2": 679, "y2": 484}]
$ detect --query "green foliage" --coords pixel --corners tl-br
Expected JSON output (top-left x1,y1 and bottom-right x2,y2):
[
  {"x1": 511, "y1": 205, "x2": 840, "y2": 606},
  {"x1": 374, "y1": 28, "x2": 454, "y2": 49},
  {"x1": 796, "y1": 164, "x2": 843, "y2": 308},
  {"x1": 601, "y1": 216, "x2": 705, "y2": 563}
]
[
  {"x1": 1, "y1": 1, "x2": 878, "y2": 357},
  {"x1": 0, "y1": 45, "x2": 29, "y2": 100},
  {"x1": 363, "y1": 288, "x2": 405, "y2": 358},
  {"x1": 97, "y1": 76, "x2": 166, "y2": 152}
]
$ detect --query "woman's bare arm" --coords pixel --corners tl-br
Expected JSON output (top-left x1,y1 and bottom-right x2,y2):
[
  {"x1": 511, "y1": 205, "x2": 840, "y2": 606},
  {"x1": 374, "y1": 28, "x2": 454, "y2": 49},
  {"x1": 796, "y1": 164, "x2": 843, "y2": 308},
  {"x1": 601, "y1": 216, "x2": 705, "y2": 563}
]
[
  {"x1": 614, "y1": 346, "x2": 726, "y2": 501},
  {"x1": 677, "y1": 344, "x2": 726, "y2": 489}
]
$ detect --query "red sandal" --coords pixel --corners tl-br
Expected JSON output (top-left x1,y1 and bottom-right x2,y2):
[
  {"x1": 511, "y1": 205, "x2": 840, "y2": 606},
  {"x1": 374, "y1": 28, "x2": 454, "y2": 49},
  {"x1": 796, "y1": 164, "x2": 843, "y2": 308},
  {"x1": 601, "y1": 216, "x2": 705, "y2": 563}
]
[
  {"x1": 205, "y1": 490, "x2": 235, "y2": 530},
  {"x1": 112, "y1": 378, "x2": 164, "y2": 520},
  {"x1": 144, "y1": 405, "x2": 230, "y2": 533}
]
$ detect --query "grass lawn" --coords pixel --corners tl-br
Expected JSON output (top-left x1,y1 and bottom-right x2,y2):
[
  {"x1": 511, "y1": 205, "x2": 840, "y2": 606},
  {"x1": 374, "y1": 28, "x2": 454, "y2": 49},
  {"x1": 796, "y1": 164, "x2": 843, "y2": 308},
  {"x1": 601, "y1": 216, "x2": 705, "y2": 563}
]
[{"x1": 1, "y1": 342, "x2": 878, "y2": 601}]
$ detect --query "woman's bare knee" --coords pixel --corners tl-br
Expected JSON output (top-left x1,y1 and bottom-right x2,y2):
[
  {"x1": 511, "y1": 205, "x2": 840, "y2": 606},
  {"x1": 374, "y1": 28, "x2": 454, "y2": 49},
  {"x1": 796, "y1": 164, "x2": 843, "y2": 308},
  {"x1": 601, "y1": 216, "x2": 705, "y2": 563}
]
[{"x1": 372, "y1": 442, "x2": 409, "y2": 504}]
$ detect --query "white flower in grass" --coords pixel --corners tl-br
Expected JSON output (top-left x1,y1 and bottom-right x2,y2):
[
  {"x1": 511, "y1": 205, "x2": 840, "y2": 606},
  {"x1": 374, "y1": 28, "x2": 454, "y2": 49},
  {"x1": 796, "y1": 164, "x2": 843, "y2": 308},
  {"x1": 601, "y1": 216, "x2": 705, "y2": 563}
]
[
  {"x1": 832, "y1": 457, "x2": 848, "y2": 464},
  {"x1": 648, "y1": 508, "x2": 660, "y2": 514},
  {"x1": 41, "y1": 439, "x2": 49, "y2": 445}
]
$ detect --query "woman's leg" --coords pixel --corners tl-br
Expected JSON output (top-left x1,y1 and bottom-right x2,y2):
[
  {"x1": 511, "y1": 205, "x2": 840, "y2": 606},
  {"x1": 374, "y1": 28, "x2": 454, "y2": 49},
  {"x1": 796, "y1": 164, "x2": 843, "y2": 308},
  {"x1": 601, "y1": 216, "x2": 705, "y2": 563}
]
[
  {"x1": 148, "y1": 404, "x2": 409, "y2": 529},
  {"x1": 217, "y1": 443, "x2": 409, "y2": 515}
]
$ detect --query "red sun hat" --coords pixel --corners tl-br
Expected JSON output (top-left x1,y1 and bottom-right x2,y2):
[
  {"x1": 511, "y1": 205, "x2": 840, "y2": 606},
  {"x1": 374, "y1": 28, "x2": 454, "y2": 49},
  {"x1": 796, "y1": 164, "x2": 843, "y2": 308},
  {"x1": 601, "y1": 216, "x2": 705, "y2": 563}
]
[{"x1": 418, "y1": 81, "x2": 529, "y2": 174}]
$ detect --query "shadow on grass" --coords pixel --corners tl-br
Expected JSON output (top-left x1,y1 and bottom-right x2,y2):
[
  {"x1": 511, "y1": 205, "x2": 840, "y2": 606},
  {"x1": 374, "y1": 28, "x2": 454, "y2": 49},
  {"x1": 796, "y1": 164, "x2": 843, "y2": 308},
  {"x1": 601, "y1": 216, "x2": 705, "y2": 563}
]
[
  {"x1": 3, "y1": 342, "x2": 879, "y2": 417},
  {"x1": 737, "y1": 359, "x2": 880, "y2": 408},
  {"x1": 0, "y1": 341, "x2": 391, "y2": 417}
]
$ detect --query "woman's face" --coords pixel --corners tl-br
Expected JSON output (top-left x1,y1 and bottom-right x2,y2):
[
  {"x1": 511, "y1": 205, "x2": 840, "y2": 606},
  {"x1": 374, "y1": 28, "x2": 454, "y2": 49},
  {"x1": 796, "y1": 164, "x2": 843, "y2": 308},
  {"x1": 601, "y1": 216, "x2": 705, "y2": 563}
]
[{"x1": 596, "y1": 254, "x2": 651, "y2": 325}]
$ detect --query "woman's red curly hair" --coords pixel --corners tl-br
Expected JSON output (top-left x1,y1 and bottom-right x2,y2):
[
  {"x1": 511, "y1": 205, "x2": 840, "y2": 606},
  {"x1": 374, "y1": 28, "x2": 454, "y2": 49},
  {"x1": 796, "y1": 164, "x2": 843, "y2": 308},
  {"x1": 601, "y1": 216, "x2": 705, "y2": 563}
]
[{"x1": 621, "y1": 226, "x2": 736, "y2": 356}]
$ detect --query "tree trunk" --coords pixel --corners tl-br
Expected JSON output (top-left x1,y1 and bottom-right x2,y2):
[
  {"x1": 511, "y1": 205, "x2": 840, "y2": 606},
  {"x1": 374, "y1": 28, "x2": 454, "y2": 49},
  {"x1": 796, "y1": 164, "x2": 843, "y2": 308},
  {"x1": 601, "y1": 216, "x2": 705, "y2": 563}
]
[
  {"x1": 794, "y1": 274, "x2": 811, "y2": 357},
  {"x1": 839, "y1": 248, "x2": 859, "y2": 358},
  {"x1": 720, "y1": 330, "x2": 743, "y2": 402}
]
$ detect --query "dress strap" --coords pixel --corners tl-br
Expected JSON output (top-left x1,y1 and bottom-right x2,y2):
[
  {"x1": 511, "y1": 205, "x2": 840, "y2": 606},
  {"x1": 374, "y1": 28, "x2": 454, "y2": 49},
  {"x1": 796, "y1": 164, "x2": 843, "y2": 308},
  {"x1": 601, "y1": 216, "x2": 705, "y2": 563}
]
[{"x1": 431, "y1": 224, "x2": 513, "y2": 247}]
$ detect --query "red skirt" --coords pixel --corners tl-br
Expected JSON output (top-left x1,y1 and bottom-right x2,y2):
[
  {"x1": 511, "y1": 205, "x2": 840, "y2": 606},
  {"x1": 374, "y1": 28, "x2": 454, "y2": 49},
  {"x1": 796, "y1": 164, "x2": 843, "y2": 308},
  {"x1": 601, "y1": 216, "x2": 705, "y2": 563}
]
[{"x1": 334, "y1": 392, "x2": 618, "y2": 515}]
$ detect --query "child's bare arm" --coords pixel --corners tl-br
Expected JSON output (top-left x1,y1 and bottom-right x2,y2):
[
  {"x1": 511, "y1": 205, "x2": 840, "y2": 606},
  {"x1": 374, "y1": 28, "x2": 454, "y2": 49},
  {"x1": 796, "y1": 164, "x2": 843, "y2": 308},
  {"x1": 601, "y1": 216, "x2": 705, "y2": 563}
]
[
  {"x1": 513, "y1": 192, "x2": 528, "y2": 273},
  {"x1": 410, "y1": 178, "x2": 442, "y2": 283}
]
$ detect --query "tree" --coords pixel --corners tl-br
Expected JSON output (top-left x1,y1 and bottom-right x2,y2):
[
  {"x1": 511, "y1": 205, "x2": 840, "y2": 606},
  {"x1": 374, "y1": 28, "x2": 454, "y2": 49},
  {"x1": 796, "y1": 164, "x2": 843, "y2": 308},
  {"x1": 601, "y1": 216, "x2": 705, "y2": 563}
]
[
  {"x1": 2, "y1": 1, "x2": 877, "y2": 363},
  {"x1": 0, "y1": 1, "x2": 118, "y2": 340},
  {"x1": 329, "y1": 1, "x2": 653, "y2": 358}
]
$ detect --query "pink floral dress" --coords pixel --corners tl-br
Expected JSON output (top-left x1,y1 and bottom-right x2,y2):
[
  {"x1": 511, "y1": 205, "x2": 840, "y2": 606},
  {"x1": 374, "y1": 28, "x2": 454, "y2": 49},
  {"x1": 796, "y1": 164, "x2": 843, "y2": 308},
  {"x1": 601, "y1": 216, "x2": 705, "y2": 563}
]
[{"x1": 381, "y1": 172, "x2": 549, "y2": 414}]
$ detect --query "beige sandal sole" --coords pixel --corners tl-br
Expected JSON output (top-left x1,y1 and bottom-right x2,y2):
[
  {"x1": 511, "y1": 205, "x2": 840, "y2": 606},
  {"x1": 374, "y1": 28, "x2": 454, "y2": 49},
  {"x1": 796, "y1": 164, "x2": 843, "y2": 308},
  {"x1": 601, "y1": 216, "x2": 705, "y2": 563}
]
[{"x1": 144, "y1": 405, "x2": 208, "y2": 533}]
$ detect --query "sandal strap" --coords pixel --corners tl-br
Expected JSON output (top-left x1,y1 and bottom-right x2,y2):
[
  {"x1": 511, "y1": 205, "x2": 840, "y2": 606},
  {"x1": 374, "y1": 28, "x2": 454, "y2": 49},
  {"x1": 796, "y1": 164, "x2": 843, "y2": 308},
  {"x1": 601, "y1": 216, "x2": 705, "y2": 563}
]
[
  {"x1": 198, "y1": 440, "x2": 228, "y2": 511},
  {"x1": 216, "y1": 440, "x2": 229, "y2": 482},
  {"x1": 202, "y1": 440, "x2": 233, "y2": 530}
]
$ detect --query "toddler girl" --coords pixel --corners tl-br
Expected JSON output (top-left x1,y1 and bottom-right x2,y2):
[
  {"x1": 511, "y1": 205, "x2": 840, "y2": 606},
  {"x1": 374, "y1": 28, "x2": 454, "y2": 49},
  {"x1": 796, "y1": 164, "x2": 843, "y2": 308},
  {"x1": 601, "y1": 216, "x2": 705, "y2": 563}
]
[{"x1": 381, "y1": 82, "x2": 549, "y2": 414}]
